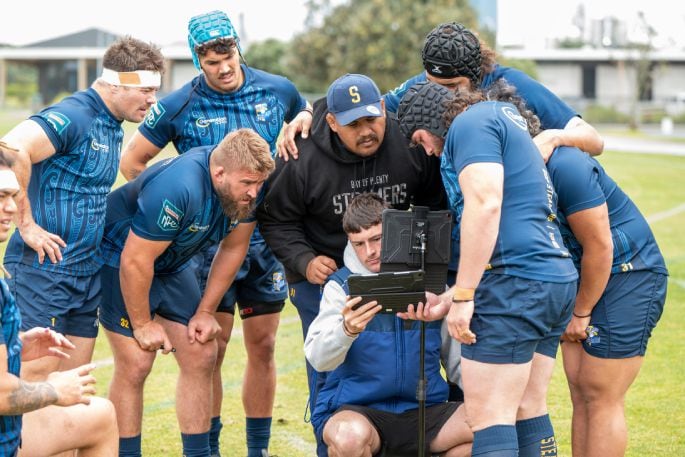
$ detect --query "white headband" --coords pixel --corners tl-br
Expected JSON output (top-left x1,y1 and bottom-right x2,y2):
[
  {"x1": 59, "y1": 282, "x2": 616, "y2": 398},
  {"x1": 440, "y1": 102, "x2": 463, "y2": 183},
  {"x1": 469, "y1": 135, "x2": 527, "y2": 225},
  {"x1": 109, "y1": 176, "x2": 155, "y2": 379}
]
[
  {"x1": 0, "y1": 169, "x2": 20, "y2": 192},
  {"x1": 100, "y1": 68, "x2": 161, "y2": 88}
]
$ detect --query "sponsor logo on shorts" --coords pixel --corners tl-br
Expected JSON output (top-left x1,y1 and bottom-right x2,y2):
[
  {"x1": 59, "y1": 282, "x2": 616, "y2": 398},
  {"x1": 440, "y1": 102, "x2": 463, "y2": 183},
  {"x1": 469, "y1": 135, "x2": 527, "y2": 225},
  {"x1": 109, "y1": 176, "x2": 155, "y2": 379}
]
[
  {"x1": 240, "y1": 307, "x2": 254, "y2": 317},
  {"x1": 584, "y1": 325, "x2": 600, "y2": 347},
  {"x1": 157, "y1": 199, "x2": 184, "y2": 231},
  {"x1": 272, "y1": 271, "x2": 286, "y2": 292},
  {"x1": 145, "y1": 103, "x2": 166, "y2": 128},
  {"x1": 44, "y1": 111, "x2": 71, "y2": 135}
]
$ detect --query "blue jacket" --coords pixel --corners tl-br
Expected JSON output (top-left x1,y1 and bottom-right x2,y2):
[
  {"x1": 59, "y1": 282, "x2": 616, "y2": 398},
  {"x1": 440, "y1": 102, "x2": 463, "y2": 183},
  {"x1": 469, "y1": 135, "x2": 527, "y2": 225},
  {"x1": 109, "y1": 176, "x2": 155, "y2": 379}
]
[{"x1": 309, "y1": 266, "x2": 448, "y2": 435}]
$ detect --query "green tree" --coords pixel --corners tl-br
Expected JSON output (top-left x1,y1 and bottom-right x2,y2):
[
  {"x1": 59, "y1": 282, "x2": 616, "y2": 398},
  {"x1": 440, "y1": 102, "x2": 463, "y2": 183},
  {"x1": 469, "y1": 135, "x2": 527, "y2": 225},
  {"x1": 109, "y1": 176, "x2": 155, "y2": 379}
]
[
  {"x1": 286, "y1": 0, "x2": 477, "y2": 93},
  {"x1": 244, "y1": 39, "x2": 292, "y2": 79},
  {"x1": 5, "y1": 63, "x2": 38, "y2": 107}
]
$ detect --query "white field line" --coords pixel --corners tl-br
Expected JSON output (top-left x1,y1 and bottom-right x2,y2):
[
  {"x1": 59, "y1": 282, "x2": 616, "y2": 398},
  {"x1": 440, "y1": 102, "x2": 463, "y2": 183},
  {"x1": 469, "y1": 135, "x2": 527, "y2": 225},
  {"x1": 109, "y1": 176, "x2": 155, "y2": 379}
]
[{"x1": 647, "y1": 202, "x2": 685, "y2": 224}]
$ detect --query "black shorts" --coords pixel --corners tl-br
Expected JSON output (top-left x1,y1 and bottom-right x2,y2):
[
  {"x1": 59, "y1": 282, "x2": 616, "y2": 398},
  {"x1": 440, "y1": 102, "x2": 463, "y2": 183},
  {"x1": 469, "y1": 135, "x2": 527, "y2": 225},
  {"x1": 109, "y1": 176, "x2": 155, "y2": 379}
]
[{"x1": 336, "y1": 402, "x2": 460, "y2": 456}]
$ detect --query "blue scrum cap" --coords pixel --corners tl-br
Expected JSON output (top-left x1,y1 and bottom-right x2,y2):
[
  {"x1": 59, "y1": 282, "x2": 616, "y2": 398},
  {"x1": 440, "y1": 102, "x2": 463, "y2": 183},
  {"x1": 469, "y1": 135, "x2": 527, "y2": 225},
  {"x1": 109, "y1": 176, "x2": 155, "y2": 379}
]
[{"x1": 187, "y1": 10, "x2": 240, "y2": 70}]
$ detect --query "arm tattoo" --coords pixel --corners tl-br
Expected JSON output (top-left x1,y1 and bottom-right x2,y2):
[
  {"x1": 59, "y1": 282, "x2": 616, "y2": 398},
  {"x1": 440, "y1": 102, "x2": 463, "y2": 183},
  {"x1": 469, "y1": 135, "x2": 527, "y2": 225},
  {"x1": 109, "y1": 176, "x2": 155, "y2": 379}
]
[
  {"x1": 126, "y1": 167, "x2": 142, "y2": 180},
  {"x1": 7, "y1": 380, "x2": 58, "y2": 414}
]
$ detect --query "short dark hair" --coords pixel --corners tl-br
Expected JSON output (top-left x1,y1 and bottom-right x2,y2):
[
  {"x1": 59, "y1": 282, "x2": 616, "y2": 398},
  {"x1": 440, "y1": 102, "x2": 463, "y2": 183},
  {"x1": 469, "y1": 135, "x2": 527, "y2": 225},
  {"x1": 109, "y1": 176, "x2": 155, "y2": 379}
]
[
  {"x1": 343, "y1": 193, "x2": 388, "y2": 234},
  {"x1": 103, "y1": 36, "x2": 165, "y2": 74},
  {"x1": 0, "y1": 142, "x2": 17, "y2": 168},
  {"x1": 195, "y1": 37, "x2": 238, "y2": 61}
]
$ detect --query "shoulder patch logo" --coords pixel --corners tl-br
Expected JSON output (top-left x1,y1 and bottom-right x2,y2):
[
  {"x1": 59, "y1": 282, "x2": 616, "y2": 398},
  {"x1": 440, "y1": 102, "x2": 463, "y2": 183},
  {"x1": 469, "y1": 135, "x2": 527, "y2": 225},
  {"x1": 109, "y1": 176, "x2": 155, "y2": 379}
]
[
  {"x1": 157, "y1": 199, "x2": 184, "y2": 232},
  {"x1": 145, "y1": 103, "x2": 166, "y2": 129},
  {"x1": 44, "y1": 112, "x2": 71, "y2": 136},
  {"x1": 501, "y1": 106, "x2": 528, "y2": 132}
]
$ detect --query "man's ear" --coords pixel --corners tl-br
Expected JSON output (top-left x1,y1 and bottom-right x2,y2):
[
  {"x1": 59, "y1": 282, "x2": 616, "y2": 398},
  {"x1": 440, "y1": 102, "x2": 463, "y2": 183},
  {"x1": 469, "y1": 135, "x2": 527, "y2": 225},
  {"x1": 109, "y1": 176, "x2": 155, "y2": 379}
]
[
  {"x1": 326, "y1": 113, "x2": 338, "y2": 133},
  {"x1": 212, "y1": 165, "x2": 226, "y2": 183}
]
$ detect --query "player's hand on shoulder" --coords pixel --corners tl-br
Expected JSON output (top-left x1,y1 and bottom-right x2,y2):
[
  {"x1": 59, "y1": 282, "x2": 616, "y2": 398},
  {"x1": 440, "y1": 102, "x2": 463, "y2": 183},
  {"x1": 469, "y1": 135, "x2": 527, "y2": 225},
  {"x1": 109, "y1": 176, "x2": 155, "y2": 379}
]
[
  {"x1": 532, "y1": 129, "x2": 561, "y2": 164},
  {"x1": 276, "y1": 109, "x2": 313, "y2": 161},
  {"x1": 19, "y1": 221, "x2": 66, "y2": 264}
]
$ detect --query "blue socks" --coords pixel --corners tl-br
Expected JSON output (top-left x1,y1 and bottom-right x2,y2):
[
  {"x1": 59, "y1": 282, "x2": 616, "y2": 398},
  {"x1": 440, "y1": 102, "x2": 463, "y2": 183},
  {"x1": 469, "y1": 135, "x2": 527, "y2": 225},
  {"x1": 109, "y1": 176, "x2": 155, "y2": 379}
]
[
  {"x1": 181, "y1": 432, "x2": 211, "y2": 457},
  {"x1": 516, "y1": 415, "x2": 557, "y2": 457},
  {"x1": 246, "y1": 417, "x2": 272, "y2": 457},
  {"x1": 209, "y1": 416, "x2": 223, "y2": 456},
  {"x1": 472, "y1": 425, "x2": 518, "y2": 456},
  {"x1": 119, "y1": 435, "x2": 142, "y2": 457}
]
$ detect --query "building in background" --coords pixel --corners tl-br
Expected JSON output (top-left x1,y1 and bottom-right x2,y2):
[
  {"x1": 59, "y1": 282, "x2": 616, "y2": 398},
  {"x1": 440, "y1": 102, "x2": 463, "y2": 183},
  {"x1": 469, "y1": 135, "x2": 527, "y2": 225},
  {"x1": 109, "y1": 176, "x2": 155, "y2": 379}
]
[{"x1": 0, "y1": 0, "x2": 684, "y2": 120}]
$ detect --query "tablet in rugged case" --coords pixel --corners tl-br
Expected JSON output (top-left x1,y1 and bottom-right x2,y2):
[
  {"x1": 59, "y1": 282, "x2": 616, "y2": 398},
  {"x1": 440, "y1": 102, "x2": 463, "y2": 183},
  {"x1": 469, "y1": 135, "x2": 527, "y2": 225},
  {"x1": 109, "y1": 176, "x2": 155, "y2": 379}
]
[{"x1": 348, "y1": 270, "x2": 426, "y2": 313}]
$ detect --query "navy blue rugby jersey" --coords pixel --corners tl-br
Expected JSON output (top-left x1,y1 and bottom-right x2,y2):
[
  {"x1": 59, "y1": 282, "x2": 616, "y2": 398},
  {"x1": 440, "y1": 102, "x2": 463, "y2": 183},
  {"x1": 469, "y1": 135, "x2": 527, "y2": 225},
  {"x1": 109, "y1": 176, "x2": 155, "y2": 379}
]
[
  {"x1": 140, "y1": 65, "x2": 306, "y2": 156},
  {"x1": 98, "y1": 147, "x2": 255, "y2": 274},
  {"x1": 442, "y1": 101, "x2": 578, "y2": 283},
  {"x1": 548, "y1": 146, "x2": 667, "y2": 275},
  {"x1": 0, "y1": 279, "x2": 22, "y2": 454},
  {"x1": 385, "y1": 64, "x2": 577, "y2": 131},
  {"x1": 4, "y1": 88, "x2": 123, "y2": 276}
]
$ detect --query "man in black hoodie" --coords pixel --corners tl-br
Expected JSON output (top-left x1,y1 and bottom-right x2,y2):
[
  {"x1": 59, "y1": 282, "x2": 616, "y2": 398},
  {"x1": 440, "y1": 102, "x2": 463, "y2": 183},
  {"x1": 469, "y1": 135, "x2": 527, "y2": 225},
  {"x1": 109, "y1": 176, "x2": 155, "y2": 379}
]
[{"x1": 258, "y1": 73, "x2": 445, "y2": 341}]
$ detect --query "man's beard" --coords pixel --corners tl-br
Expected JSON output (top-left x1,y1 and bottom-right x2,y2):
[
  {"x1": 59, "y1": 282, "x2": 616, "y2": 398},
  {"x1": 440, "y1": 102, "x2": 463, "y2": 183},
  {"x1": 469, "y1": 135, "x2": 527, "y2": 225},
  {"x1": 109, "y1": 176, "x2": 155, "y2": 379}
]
[{"x1": 219, "y1": 192, "x2": 255, "y2": 221}]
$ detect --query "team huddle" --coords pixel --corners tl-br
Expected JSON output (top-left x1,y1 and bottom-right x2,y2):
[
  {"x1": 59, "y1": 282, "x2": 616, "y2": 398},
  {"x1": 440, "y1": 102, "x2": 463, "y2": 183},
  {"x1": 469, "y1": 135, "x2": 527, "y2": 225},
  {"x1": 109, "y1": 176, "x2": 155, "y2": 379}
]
[{"x1": 0, "y1": 10, "x2": 667, "y2": 457}]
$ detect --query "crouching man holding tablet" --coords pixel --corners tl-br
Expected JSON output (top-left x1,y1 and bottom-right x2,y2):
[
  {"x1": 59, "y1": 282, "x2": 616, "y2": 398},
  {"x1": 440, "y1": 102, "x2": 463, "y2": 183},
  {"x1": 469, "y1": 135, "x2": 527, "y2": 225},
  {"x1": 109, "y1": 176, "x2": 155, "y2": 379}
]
[{"x1": 304, "y1": 193, "x2": 472, "y2": 457}]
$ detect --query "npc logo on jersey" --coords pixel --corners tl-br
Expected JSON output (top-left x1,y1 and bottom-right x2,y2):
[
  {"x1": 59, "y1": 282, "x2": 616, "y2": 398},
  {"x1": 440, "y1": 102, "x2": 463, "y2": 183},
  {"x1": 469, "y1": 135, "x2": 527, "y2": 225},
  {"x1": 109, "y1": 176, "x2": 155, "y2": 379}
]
[
  {"x1": 157, "y1": 199, "x2": 184, "y2": 231},
  {"x1": 44, "y1": 111, "x2": 71, "y2": 136},
  {"x1": 145, "y1": 102, "x2": 166, "y2": 129},
  {"x1": 255, "y1": 103, "x2": 269, "y2": 122},
  {"x1": 272, "y1": 271, "x2": 286, "y2": 292},
  {"x1": 501, "y1": 106, "x2": 528, "y2": 131}
]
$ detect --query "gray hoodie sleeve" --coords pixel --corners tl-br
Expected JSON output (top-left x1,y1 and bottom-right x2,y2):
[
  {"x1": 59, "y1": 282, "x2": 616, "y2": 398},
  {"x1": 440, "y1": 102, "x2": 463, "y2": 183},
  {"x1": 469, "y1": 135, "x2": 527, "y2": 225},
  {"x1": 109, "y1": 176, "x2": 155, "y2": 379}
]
[
  {"x1": 440, "y1": 320, "x2": 463, "y2": 389},
  {"x1": 304, "y1": 280, "x2": 357, "y2": 372}
]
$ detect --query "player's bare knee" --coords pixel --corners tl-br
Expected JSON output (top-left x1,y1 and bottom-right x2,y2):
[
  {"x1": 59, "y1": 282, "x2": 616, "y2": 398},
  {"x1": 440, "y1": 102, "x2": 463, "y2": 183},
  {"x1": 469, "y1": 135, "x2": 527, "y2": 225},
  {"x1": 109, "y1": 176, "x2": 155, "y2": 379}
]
[
  {"x1": 115, "y1": 356, "x2": 154, "y2": 386},
  {"x1": 328, "y1": 418, "x2": 374, "y2": 455},
  {"x1": 179, "y1": 340, "x2": 218, "y2": 373},
  {"x1": 246, "y1": 335, "x2": 276, "y2": 362},
  {"x1": 88, "y1": 397, "x2": 118, "y2": 435}
]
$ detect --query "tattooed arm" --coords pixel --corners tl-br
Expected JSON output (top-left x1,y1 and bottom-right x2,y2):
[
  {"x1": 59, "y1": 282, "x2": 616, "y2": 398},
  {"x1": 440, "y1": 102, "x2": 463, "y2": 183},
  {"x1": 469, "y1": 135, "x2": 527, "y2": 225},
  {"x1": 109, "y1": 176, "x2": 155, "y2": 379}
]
[
  {"x1": 120, "y1": 130, "x2": 164, "y2": 181},
  {"x1": 0, "y1": 345, "x2": 96, "y2": 415}
]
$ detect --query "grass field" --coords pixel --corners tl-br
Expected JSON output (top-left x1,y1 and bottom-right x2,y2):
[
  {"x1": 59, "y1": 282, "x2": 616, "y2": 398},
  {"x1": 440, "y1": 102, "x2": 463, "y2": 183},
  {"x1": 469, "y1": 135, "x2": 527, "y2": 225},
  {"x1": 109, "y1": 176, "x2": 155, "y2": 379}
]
[{"x1": 1, "y1": 113, "x2": 684, "y2": 455}]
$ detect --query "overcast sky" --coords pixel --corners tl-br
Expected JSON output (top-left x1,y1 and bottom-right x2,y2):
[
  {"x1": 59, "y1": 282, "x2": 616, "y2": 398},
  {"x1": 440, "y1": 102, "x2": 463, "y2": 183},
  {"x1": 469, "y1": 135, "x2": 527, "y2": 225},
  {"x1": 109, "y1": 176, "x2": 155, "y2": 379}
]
[
  {"x1": 2, "y1": 0, "x2": 683, "y2": 49},
  {"x1": 2, "y1": 1, "x2": 314, "y2": 46}
]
